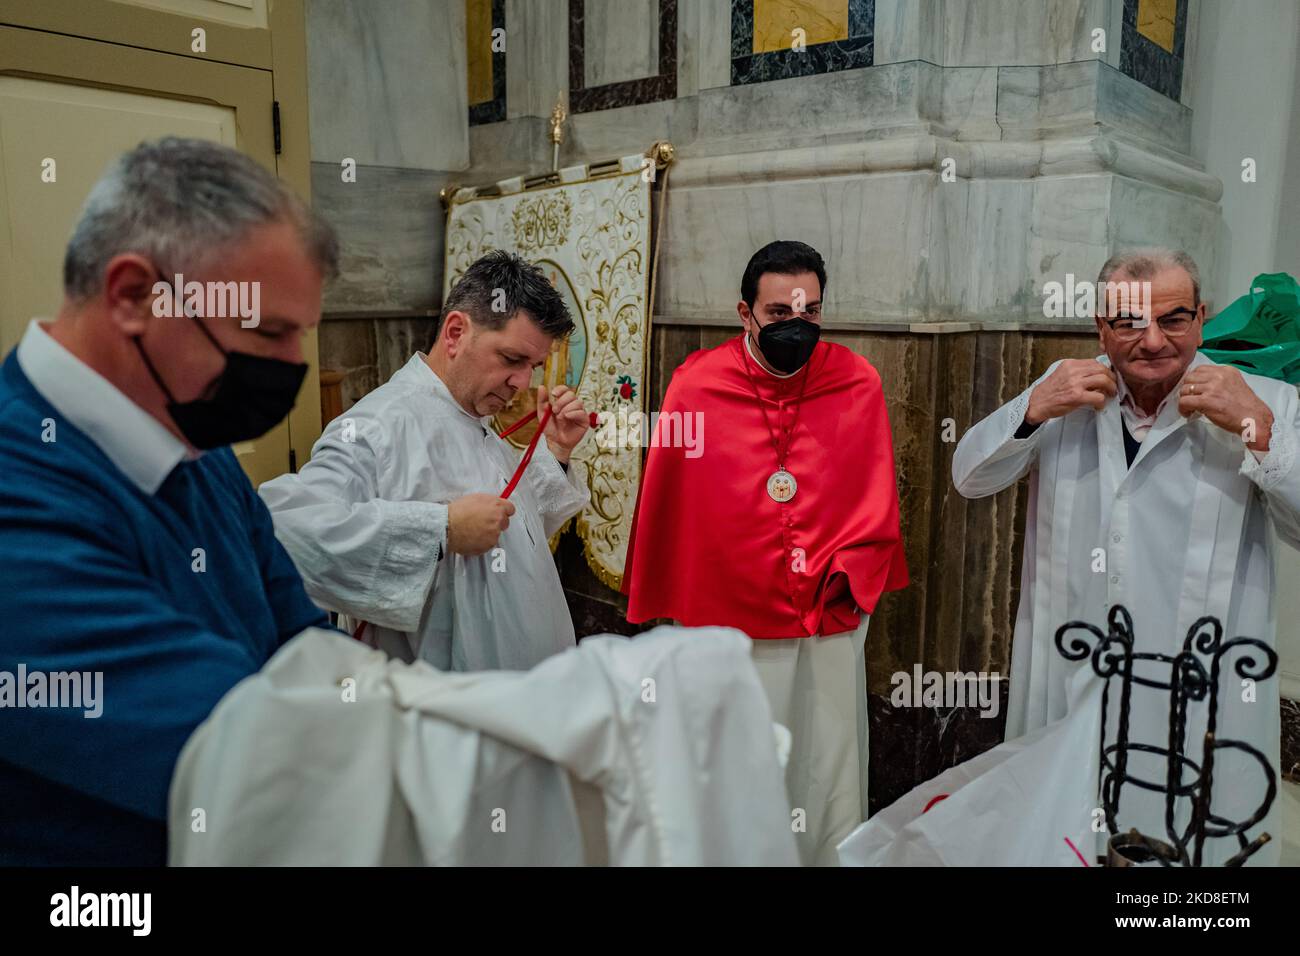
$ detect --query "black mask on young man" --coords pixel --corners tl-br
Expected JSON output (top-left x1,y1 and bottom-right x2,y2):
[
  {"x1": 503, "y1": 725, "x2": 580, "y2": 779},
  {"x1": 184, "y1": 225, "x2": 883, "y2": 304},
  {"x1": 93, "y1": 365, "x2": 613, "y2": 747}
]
[{"x1": 752, "y1": 315, "x2": 821, "y2": 374}]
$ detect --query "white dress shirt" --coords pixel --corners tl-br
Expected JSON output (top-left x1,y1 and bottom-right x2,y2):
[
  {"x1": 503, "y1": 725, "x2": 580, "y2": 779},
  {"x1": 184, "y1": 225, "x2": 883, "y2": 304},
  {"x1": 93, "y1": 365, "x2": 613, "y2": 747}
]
[{"x1": 15, "y1": 319, "x2": 187, "y2": 494}]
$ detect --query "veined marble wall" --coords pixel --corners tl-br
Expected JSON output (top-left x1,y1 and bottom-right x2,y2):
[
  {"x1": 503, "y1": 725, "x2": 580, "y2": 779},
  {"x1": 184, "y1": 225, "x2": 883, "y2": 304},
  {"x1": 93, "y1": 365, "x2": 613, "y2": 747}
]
[
  {"x1": 305, "y1": 0, "x2": 470, "y2": 393},
  {"x1": 1121, "y1": 0, "x2": 1187, "y2": 99},
  {"x1": 309, "y1": 1, "x2": 1216, "y2": 329},
  {"x1": 584, "y1": 0, "x2": 661, "y2": 88},
  {"x1": 570, "y1": 0, "x2": 678, "y2": 112},
  {"x1": 469, "y1": 0, "x2": 1221, "y2": 318},
  {"x1": 468, "y1": 0, "x2": 507, "y2": 125},
  {"x1": 731, "y1": 0, "x2": 874, "y2": 84},
  {"x1": 307, "y1": 0, "x2": 466, "y2": 170}
]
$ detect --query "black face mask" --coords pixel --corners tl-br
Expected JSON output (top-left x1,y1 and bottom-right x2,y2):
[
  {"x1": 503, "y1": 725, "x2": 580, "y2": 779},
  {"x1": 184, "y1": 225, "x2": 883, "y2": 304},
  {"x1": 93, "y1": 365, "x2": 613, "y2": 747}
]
[
  {"x1": 752, "y1": 314, "x2": 821, "y2": 374},
  {"x1": 135, "y1": 313, "x2": 307, "y2": 450}
]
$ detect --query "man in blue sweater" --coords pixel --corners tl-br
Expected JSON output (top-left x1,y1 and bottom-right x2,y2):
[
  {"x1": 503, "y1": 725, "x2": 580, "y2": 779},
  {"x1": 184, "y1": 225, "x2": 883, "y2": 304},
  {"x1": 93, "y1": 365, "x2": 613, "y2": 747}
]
[{"x1": 0, "y1": 138, "x2": 338, "y2": 864}]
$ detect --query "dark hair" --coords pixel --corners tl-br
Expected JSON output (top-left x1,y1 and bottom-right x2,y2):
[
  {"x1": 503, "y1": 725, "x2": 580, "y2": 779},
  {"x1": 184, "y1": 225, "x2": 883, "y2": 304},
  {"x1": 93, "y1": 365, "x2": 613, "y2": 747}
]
[
  {"x1": 740, "y1": 240, "x2": 828, "y2": 309},
  {"x1": 436, "y1": 250, "x2": 574, "y2": 341}
]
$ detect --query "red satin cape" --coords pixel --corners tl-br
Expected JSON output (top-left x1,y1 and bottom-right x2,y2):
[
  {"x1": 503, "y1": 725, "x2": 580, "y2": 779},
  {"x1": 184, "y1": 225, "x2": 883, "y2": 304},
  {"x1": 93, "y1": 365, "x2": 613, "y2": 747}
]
[{"x1": 623, "y1": 336, "x2": 908, "y2": 638}]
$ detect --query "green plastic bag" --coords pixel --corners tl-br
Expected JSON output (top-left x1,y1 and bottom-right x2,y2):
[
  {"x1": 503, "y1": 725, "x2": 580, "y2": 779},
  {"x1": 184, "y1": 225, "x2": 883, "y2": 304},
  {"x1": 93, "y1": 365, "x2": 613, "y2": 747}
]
[{"x1": 1200, "y1": 272, "x2": 1300, "y2": 384}]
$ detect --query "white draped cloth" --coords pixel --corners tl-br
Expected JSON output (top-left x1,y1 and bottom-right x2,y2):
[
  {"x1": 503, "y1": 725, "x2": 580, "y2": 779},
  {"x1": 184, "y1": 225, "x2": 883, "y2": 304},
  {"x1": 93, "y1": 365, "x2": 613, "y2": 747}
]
[
  {"x1": 839, "y1": 665, "x2": 1104, "y2": 866},
  {"x1": 168, "y1": 626, "x2": 799, "y2": 866},
  {"x1": 843, "y1": 354, "x2": 1300, "y2": 866},
  {"x1": 260, "y1": 353, "x2": 589, "y2": 672}
]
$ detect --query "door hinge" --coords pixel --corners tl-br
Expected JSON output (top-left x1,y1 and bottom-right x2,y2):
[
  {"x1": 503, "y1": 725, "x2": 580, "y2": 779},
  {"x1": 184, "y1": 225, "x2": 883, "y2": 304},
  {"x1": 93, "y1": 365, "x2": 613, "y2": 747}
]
[
  {"x1": 272, "y1": 100, "x2": 282, "y2": 155},
  {"x1": 288, "y1": 446, "x2": 298, "y2": 473}
]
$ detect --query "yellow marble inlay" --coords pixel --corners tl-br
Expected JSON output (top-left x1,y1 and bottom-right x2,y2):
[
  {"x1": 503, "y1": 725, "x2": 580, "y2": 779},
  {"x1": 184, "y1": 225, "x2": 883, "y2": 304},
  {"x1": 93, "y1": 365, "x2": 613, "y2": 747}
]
[
  {"x1": 753, "y1": 0, "x2": 849, "y2": 54},
  {"x1": 1136, "y1": 0, "x2": 1177, "y2": 54},
  {"x1": 466, "y1": 0, "x2": 494, "y2": 106}
]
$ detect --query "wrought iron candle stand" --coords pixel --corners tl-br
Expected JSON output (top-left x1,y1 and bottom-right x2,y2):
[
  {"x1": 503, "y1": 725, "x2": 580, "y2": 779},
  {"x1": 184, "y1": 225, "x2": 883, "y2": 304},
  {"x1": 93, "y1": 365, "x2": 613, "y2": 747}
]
[{"x1": 1054, "y1": 605, "x2": 1278, "y2": 867}]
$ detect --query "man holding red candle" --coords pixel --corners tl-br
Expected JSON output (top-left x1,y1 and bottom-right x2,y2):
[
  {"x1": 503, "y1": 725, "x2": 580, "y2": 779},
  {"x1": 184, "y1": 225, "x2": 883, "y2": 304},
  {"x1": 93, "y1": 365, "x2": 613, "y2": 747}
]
[{"x1": 262, "y1": 251, "x2": 590, "y2": 672}]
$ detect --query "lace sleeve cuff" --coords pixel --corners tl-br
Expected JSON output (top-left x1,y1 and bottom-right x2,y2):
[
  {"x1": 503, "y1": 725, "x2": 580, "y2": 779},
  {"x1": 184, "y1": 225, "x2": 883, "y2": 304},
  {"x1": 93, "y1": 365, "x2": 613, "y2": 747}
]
[{"x1": 1240, "y1": 418, "x2": 1297, "y2": 491}]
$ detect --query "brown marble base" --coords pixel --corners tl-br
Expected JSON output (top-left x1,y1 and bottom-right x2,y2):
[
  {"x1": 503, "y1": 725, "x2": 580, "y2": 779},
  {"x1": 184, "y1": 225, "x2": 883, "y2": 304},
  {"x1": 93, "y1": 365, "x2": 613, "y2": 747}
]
[
  {"x1": 318, "y1": 317, "x2": 440, "y2": 412},
  {"x1": 557, "y1": 527, "x2": 658, "y2": 640},
  {"x1": 565, "y1": 587, "x2": 647, "y2": 640},
  {"x1": 867, "y1": 683, "x2": 1010, "y2": 816},
  {"x1": 1283, "y1": 696, "x2": 1300, "y2": 783}
]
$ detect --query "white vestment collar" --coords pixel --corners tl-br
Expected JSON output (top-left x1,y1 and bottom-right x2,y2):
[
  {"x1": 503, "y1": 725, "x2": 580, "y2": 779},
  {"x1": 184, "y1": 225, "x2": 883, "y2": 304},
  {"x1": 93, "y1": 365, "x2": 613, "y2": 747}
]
[{"x1": 405, "y1": 353, "x2": 495, "y2": 427}]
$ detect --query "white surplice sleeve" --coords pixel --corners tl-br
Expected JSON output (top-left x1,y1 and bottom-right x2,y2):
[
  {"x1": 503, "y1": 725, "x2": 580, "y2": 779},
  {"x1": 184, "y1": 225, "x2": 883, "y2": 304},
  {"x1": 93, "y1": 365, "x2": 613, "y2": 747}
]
[
  {"x1": 952, "y1": 361, "x2": 1063, "y2": 500},
  {"x1": 1239, "y1": 380, "x2": 1300, "y2": 549},
  {"x1": 259, "y1": 410, "x2": 447, "y2": 634},
  {"x1": 524, "y1": 440, "x2": 591, "y2": 538}
]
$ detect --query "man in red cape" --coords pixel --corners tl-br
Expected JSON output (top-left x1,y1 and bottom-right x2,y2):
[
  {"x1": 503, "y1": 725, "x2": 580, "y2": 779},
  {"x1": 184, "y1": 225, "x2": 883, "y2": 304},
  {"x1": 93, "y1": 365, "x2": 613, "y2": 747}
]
[{"x1": 623, "y1": 240, "x2": 908, "y2": 865}]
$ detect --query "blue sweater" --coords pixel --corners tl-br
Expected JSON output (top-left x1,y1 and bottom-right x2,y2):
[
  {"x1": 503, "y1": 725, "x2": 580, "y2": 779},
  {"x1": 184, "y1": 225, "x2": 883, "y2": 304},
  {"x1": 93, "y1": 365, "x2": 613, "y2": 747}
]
[{"x1": 0, "y1": 352, "x2": 330, "y2": 865}]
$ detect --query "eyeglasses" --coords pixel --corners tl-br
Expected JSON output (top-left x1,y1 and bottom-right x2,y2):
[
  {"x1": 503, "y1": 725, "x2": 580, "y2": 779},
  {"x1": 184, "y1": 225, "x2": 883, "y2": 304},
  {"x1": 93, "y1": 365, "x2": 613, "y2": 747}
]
[{"x1": 1103, "y1": 311, "x2": 1198, "y2": 341}]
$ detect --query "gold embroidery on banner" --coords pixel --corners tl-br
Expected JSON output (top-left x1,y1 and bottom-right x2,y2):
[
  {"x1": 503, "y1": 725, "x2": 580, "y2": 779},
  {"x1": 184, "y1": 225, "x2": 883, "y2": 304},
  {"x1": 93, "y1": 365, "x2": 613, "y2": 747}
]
[{"x1": 511, "y1": 193, "x2": 572, "y2": 254}]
